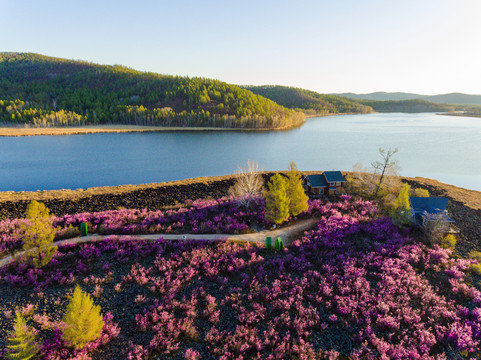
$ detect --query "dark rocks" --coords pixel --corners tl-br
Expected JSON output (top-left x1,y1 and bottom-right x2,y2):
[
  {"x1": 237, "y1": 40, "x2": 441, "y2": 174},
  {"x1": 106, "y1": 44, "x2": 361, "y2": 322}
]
[{"x1": 0, "y1": 179, "x2": 237, "y2": 220}]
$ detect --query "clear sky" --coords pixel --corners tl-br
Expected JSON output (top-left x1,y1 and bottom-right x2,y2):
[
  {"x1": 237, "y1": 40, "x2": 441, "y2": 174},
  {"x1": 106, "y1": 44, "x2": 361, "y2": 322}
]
[{"x1": 1, "y1": 0, "x2": 480, "y2": 94}]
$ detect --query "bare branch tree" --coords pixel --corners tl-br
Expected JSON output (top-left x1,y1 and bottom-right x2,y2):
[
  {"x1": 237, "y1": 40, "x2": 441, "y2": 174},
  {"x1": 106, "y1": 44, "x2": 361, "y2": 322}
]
[
  {"x1": 229, "y1": 160, "x2": 264, "y2": 207},
  {"x1": 348, "y1": 147, "x2": 400, "y2": 200},
  {"x1": 371, "y1": 147, "x2": 399, "y2": 197}
]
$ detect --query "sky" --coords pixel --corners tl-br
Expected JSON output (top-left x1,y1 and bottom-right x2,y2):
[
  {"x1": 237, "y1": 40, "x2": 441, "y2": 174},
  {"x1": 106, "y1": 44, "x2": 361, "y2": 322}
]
[{"x1": 1, "y1": 0, "x2": 480, "y2": 94}]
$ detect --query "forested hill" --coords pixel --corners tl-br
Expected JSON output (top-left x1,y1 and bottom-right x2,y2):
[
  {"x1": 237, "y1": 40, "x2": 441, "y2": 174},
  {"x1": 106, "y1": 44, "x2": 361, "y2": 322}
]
[
  {"x1": 242, "y1": 85, "x2": 373, "y2": 115},
  {"x1": 0, "y1": 53, "x2": 304, "y2": 129},
  {"x1": 356, "y1": 99, "x2": 455, "y2": 113}
]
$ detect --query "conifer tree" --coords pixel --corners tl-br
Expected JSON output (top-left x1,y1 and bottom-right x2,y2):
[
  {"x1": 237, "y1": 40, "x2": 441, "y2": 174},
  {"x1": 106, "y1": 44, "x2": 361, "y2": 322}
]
[
  {"x1": 391, "y1": 183, "x2": 411, "y2": 225},
  {"x1": 62, "y1": 285, "x2": 104, "y2": 349},
  {"x1": 265, "y1": 174, "x2": 290, "y2": 224},
  {"x1": 286, "y1": 162, "x2": 309, "y2": 217},
  {"x1": 5, "y1": 312, "x2": 40, "y2": 360},
  {"x1": 20, "y1": 201, "x2": 57, "y2": 268}
]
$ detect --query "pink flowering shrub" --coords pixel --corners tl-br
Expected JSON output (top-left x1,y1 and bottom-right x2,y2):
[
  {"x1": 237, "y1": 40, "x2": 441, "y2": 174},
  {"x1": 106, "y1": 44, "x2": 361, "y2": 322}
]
[{"x1": 1, "y1": 196, "x2": 480, "y2": 359}]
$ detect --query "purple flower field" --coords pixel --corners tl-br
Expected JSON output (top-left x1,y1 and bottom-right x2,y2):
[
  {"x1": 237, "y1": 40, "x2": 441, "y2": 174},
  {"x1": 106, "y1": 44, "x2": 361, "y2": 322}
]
[
  {"x1": 0, "y1": 196, "x2": 270, "y2": 258},
  {"x1": 1, "y1": 196, "x2": 481, "y2": 359}
]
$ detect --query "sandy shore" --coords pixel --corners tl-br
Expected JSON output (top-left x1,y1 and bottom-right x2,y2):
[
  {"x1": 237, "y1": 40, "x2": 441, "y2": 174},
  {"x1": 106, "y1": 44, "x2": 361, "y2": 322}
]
[{"x1": 0, "y1": 123, "x2": 304, "y2": 137}]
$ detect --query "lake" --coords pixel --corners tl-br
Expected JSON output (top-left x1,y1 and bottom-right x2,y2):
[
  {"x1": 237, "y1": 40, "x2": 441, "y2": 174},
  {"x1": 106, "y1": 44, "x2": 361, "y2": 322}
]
[{"x1": 1, "y1": 113, "x2": 480, "y2": 192}]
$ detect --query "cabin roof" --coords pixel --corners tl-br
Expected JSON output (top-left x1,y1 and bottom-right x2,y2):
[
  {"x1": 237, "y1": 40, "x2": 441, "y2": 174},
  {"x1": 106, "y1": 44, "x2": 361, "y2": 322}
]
[
  {"x1": 306, "y1": 174, "x2": 328, "y2": 188},
  {"x1": 409, "y1": 197, "x2": 449, "y2": 214},
  {"x1": 323, "y1": 171, "x2": 346, "y2": 183}
]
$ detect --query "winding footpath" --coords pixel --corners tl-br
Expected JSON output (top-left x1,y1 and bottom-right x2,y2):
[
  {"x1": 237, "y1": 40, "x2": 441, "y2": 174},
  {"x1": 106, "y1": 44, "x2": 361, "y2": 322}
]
[{"x1": 0, "y1": 218, "x2": 319, "y2": 268}]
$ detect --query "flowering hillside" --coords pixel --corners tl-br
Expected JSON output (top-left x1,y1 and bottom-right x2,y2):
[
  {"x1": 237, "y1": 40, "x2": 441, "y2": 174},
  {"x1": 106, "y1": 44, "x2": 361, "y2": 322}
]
[{"x1": 1, "y1": 196, "x2": 480, "y2": 359}]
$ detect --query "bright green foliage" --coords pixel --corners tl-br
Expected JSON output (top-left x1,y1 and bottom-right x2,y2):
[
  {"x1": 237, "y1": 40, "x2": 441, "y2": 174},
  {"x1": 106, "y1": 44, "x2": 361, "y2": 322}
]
[
  {"x1": 62, "y1": 285, "x2": 104, "y2": 349},
  {"x1": 5, "y1": 312, "x2": 40, "y2": 360},
  {"x1": 468, "y1": 251, "x2": 481, "y2": 275},
  {"x1": 286, "y1": 162, "x2": 309, "y2": 217},
  {"x1": 469, "y1": 250, "x2": 481, "y2": 262},
  {"x1": 413, "y1": 188, "x2": 430, "y2": 197},
  {"x1": 21, "y1": 201, "x2": 57, "y2": 268},
  {"x1": 440, "y1": 234, "x2": 457, "y2": 251},
  {"x1": 265, "y1": 174, "x2": 290, "y2": 225},
  {"x1": 391, "y1": 183, "x2": 412, "y2": 225}
]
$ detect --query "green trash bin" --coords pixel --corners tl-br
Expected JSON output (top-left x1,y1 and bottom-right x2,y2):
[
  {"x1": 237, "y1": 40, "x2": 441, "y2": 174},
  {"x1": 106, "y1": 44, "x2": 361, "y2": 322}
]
[
  {"x1": 80, "y1": 222, "x2": 88, "y2": 237},
  {"x1": 275, "y1": 237, "x2": 284, "y2": 251},
  {"x1": 266, "y1": 236, "x2": 272, "y2": 250}
]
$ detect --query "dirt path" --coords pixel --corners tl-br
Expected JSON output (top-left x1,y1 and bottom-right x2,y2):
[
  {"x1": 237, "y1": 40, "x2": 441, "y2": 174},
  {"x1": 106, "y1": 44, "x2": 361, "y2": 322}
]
[{"x1": 0, "y1": 218, "x2": 318, "y2": 268}]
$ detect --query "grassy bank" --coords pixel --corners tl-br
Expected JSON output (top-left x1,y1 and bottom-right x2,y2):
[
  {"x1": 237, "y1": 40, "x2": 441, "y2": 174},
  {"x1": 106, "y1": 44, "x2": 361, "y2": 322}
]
[{"x1": 0, "y1": 123, "x2": 306, "y2": 137}]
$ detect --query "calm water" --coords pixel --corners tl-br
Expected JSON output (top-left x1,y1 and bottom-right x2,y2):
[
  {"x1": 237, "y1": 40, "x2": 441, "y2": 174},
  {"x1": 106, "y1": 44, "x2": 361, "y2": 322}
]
[{"x1": 1, "y1": 113, "x2": 480, "y2": 192}]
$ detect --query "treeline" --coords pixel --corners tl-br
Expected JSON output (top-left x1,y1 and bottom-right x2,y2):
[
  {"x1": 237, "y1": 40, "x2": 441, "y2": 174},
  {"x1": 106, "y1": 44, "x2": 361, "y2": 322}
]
[
  {"x1": 355, "y1": 99, "x2": 455, "y2": 113},
  {"x1": 0, "y1": 53, "x2": 304, "y2": 129},
  {"x1": 243, "y1": 85, "x2": 373, "y2": 115}
]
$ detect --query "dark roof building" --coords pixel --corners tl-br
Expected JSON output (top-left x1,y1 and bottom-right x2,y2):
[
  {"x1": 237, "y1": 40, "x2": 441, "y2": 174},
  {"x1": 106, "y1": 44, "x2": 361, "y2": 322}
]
[
  {"x1": 323, "y1": 171, "x2": 346, "y2": 183},
  {"x1": 409, "y1": 197, "x2": 454, "y2": 227},
  {"x1": 305, "y1": 174, "x2": 328, "y2": 188}
]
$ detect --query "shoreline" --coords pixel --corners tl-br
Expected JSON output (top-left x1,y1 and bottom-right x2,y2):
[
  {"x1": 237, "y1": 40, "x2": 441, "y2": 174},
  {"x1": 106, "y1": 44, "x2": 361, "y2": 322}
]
[
  {"x1": 437, "y1": 112, "x2": 481, "y2": 119},
  {"x1": 0, "y1": 112, "x2": 372, "y2": 137},
  {"x1": 303, "y1": 111, "x2": 374, "y2": 119},
  {"x1": 0, "y1": 124, "x2": 296, "y2": 137}
]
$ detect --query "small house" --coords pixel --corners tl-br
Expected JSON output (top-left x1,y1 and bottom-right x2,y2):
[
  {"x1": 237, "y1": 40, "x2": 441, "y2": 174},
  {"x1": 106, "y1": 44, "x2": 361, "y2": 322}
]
[
  {"x1": 409, "y1": 197, "x2": 455, "y2": 230},
  {"x1": 304, "y1": 171, "x2": 346, "y2": 196}
]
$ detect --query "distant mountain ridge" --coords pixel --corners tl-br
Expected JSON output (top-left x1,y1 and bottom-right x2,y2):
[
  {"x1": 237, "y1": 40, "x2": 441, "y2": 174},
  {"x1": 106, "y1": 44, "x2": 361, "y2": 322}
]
[
  {"x1": 243, "y1": 85, "x2": 373, "y2": 115},
  {"x1": 333, "y1": 91, "x2": 481, "y2": 105}
]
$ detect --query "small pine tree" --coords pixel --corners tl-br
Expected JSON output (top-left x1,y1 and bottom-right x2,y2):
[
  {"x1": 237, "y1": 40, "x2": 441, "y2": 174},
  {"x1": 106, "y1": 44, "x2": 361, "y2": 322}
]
[
  {"x1": 6, "y1": 312, "x2": 40, "y2": 360},
  {"x1": 62, "y1": 285, "x2": 104, "y2": 349},
  {"x1": 20, "y1": 201, "x2": 57, "y2": 268},
  {"x1": 413, "y1": 188, "x2": 430, "y2": 197},
  {"x1": 265, "y1": 174, "x2": 290, "y2": 224},
  {"x1": 286, "y1": 162, "x2": 309, "y2": 217},
  {"x1": 391, "y1": 183, "x2": 411, "y2": 225}
]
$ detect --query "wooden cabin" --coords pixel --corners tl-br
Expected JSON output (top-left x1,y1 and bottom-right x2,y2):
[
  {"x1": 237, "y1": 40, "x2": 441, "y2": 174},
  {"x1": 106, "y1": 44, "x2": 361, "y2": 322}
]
[{"x1": 304, "y1": 171, "x2": 346, "y2": 196}]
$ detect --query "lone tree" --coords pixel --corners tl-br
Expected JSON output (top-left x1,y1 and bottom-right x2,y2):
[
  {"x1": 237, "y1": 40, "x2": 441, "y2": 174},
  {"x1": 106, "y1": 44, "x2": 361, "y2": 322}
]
[
  {"x1": 286, "y1": 161, "x2": 309, "y2": 217},
  {"x1": 372, "y1": 147, "x2": 399, "y2": 197},
  {"x1": 5, "y1": 312, "x2": 40, "y2": 360},
  {"x1": 63, "y1": 285, "x2": 104, "y2": 349},
  {"x1": 229, "y1": 160, "x2": 264, "y2": 207},
  {"x1": 350, "y1": 147, "x2": 400, "y2": 199},
  {"x1": 265, "y1": 173, "x2": 290, "y2": 224},
  {"x1": 20, "y1": 200, "x2": 57, "y2": 268}
]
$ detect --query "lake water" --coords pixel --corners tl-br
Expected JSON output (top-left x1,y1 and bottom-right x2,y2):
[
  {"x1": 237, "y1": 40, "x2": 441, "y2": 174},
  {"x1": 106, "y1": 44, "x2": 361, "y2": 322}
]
[{"x1": 1, "y1": 113, "x2": 480, "y2": 192}]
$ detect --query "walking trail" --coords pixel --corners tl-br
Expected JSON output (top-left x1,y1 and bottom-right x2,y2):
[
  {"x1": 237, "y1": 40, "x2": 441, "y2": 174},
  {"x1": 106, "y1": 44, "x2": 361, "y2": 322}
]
[{"x1": 0, "y1": 218, "x2": 319, "y2": 268}]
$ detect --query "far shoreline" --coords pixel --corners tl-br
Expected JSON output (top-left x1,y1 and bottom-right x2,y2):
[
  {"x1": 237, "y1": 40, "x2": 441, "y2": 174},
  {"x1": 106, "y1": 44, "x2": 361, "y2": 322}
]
[
  {"x1": 0, "y1": 124, "x2": 295, "y2": 137},
  {"x1": 0, "y1": 112, "x2": 374, "y2": 137}
]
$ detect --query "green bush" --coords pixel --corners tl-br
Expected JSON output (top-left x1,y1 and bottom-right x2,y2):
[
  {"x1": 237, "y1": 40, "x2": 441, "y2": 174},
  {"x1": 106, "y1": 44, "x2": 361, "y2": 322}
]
[
  {"x1": 440, "y1": 234, "x2": 457, "y2": 251},
  {"x1": 413, "y1": 188, "x2": 430, "y2": 197},
  {"x1": 390, "y1": 183, "x2": 412, "y2": 225},
  {"x1": 468, "y1": 250, "x2": 481, "y2": 261},
  {"x1": 468, "y1": 250, "x2": 481, "y2": 275},
  {"x1": 5, "y1": 312, "x2": 40, "y2": 360},
  {"x1": 62, "y1": 285, "x2": 104, "y2": 349}
]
